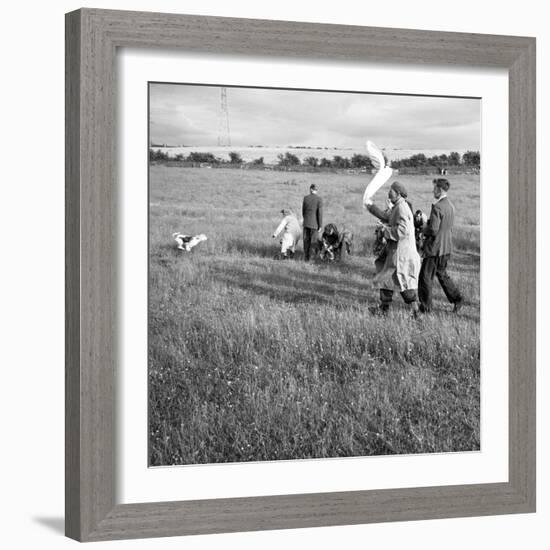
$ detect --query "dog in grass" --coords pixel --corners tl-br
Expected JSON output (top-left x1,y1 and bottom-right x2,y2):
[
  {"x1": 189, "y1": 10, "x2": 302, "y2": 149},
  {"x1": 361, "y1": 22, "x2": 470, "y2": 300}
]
[{"x1": 172, "y1": 232, "x2": 207, "y2": 252}]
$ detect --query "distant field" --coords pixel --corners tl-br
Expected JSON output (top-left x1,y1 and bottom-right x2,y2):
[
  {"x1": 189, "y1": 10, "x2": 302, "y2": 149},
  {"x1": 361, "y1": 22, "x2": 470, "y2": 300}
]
[{"x1": 149, "y1": 166, "x2": 480, "y2": 466}]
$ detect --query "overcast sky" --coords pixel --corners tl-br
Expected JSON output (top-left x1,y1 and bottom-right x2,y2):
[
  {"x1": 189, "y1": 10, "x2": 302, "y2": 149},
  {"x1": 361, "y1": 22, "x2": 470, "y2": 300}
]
[{"x1": 149, "y1": 83, "x2": 480, "y2": 151}]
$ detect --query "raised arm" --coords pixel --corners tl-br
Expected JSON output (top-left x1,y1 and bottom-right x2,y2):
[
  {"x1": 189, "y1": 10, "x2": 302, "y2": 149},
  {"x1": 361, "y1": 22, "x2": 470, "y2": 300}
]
[
  {"x1": 366, "y1": 203, "x2": 391, "y2": 223},
  {"x1": 272, "y1": 217, "x2": 287, "y2": 238}
]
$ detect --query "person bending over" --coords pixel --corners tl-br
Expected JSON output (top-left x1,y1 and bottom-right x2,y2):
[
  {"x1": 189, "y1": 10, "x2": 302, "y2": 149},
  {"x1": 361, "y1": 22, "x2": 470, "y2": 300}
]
[{"x1": 272, "y1": 208, "x2": 301, "y2": 258}]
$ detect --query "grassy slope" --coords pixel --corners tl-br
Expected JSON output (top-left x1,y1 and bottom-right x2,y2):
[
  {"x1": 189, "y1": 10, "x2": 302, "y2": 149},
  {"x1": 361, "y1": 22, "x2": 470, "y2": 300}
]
[{"x1": 149, "y1": 166, "x2": 480, "y2": 465}]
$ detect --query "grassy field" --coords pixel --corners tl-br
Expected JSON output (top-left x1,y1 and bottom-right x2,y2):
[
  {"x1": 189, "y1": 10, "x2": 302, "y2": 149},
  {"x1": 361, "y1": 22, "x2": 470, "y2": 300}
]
[{"x1": 149, "y1": 165, "x2": 480, "y2": 466}]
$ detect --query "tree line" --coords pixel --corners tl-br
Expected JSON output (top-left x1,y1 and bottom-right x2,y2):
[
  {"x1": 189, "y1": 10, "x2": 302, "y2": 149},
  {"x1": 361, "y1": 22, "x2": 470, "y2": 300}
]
[
  {"x1": 150, "y1": 149, "x2": 481, "y2": 168},
  {"x1": 390, "y1": 151, "x2": 480, "y2": 168}
]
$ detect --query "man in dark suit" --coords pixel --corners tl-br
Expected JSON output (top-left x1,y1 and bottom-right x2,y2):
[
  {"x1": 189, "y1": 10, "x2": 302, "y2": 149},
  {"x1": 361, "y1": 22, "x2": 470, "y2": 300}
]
[
  {"x1": 302, "y1": 183, "x2": 323, "y2": 261},
  {"x1": 419, "y1": 178, "x2": 463, "y2": 313}
]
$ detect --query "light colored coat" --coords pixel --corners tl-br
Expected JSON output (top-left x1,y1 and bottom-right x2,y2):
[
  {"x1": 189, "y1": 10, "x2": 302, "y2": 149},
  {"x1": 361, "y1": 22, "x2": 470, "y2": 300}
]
[
  {"x1": 273, "y1": 213, "x2": 302, "y2": 254},
  {"x1": 372, "y1": 197, "x2": 420, "y2": 291}
]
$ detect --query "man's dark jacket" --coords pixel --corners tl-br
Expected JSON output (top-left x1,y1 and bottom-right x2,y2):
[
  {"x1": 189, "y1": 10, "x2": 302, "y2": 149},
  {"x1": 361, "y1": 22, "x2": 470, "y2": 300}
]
[
  {"x1": 302, "y1": 193, "x2": 323, "y2": 229},
  {"x1": 422, "y1": 196, "x2": 455, "y2": 256}
]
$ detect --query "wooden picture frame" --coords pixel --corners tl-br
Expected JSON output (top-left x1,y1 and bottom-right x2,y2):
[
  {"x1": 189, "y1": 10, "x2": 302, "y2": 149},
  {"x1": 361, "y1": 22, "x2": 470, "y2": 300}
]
[{"x1": 65, "y1": 8, "x2": 536, "y2": 542}]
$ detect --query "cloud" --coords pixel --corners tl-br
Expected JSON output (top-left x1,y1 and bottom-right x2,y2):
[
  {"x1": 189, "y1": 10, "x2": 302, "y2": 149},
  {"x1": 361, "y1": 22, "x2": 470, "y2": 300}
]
[{"x1": 149, "y1": 83, "x2": 480, "y2": 150}]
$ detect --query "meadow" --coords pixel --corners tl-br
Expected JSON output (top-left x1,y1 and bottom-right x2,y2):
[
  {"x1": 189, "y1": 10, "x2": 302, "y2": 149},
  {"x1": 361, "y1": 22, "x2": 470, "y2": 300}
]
[{"x1": 149, "y1": 165, "x2": 480, "y2": 466}]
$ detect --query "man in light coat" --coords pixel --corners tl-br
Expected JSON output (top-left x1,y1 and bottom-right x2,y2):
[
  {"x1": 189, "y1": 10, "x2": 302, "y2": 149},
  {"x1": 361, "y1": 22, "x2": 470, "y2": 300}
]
[
  {"x1": 366, "y1": 181, "x2": 421, "y2": 314},
  {"x1": 418, "y1": 178, "x2": 463, "y2": 312},
  {"x1": 272, "y1": 208, "x2": 301, "y2": 258}
]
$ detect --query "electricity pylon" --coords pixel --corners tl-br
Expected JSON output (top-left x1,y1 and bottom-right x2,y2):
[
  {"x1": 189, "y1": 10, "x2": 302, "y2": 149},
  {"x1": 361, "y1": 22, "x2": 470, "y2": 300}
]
[{"x1": 217, "y1": 87, "x2": 231, "y2": 147}]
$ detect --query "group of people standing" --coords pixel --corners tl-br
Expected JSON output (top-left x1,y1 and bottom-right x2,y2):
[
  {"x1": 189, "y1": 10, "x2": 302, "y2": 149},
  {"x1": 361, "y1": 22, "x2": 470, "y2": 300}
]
[
  {"x1": 272, "y1": 178, "x2": 463, "y2": 315},
  {"x1": 366, "y1": 177, "x2": 463, "y2": 315}
]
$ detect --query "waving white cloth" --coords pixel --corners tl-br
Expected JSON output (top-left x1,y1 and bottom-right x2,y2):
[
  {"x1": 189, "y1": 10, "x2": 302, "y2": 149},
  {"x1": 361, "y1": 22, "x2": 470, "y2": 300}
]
[{"x1": 362, "y1": 141, "x2": 393, "y2": 207}]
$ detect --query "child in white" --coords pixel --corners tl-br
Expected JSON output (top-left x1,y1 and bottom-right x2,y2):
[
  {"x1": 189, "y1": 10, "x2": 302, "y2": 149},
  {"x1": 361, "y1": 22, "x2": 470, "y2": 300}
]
[{"x1": 272, "y1": 209, "x2": 301, "y2": 257}]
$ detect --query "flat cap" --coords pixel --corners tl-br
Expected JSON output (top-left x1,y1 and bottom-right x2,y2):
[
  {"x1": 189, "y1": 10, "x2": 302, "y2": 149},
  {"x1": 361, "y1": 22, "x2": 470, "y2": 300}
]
[{"x1": 390, "y1": 180, "x2": 408, "y2": 198}]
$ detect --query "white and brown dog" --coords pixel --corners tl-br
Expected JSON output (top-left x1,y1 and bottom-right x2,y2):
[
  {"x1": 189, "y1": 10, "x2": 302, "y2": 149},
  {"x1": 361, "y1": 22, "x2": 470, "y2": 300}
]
[{"x1": 172, "y1": 232, "x2": 207, "y2": 252}]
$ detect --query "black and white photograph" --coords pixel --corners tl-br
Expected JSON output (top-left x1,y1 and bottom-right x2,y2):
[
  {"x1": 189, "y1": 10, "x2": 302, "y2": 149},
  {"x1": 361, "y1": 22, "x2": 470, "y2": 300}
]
[{"x1": 148, "y1": 83, "x2": 481, "y2": 467}]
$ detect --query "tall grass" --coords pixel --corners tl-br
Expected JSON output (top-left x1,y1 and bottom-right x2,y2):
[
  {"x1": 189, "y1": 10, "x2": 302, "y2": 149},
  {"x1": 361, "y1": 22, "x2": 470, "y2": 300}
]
[{"x1": 149, "y1": 166, "x2": 480, "y2": 465}]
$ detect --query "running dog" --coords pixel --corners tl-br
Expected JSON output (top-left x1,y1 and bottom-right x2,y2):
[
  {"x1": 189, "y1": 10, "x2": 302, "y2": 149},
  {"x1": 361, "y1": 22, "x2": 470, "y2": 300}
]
[{"x1": 172, "y1": 232, "x2": 207, "y2": 251}]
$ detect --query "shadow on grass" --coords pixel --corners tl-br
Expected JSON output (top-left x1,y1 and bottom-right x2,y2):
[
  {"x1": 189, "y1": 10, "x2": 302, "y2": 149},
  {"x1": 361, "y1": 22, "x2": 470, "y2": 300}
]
[
  {"x1": 209, "y1": 259, "x2": 375, "y2": 307},
  {"x1": 226, "y1": 238, "x2": 278, "y2": 258},
  {"x1": 149, "y1": 236, "x2": 480, "y2": 319},
  {"x1": 208, "y1": 253, "x2": 480, "y2": 324},
  {"x1": 226, "y1": 237, "x2": 369, "y2": 266},
  {"x1": 315, "y1": 253, "x2": 375, "y2": 279}
]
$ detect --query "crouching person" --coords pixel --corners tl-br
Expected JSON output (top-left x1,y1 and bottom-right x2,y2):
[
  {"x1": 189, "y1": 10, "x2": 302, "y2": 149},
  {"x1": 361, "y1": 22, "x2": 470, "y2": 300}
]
[
  {"x1": 365, "y1": 181, "x2": 421, "y2": 315},
  {"x1": 319, "y1": 223, "x2": 353, "y2": 261},
  {"x1": 272, "y1": 208, "x2": 301, "y2": 258}
]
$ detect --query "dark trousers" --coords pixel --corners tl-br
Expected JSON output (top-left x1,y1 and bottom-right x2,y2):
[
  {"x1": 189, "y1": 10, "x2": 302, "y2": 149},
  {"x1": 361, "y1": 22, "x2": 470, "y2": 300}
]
[
  {"x1": 380, "y1": 288, "x2": 417, "y2": 310},
  {"x1": 418, "y1": 254, "x2": 462, "y2": 312},
  {"x1": 303, "y1": 227, "x2": 318, "y2": 261}
]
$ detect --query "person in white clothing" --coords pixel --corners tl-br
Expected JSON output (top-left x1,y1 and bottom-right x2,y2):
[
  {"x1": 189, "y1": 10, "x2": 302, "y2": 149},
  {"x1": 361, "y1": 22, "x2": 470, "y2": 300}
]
[{"x1": 272, "y1": 209, "x2": 301, "y2": 258}]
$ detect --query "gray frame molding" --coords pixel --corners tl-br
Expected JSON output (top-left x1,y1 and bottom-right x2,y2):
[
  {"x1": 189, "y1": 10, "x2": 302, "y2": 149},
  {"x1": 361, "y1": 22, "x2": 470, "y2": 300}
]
[{"x1": 65, "y1": 8, "x2": 536, "y2": 542}]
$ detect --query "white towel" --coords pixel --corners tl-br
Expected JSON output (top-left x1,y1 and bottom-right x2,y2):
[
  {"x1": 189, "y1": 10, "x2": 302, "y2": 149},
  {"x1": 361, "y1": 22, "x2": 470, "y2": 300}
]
[{"x1": 362, "y1": 141, "x2": 393, "y2": 207}]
